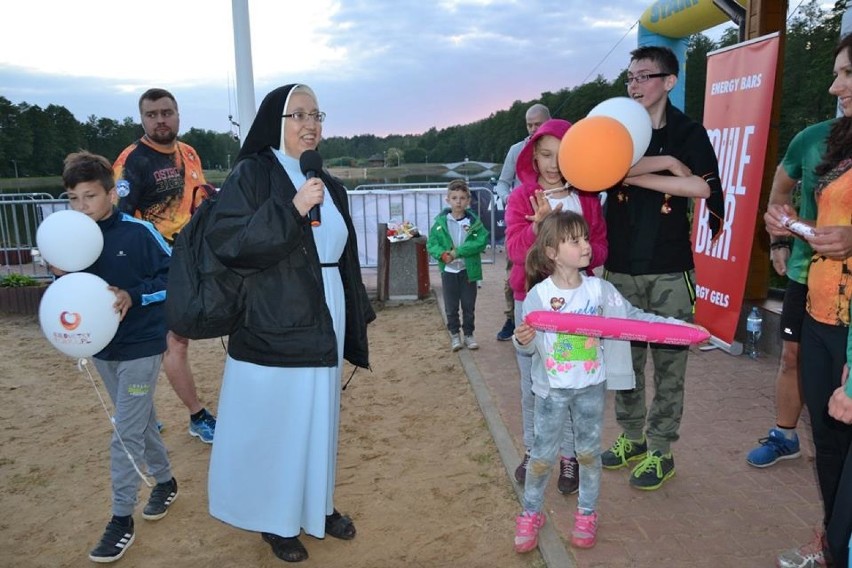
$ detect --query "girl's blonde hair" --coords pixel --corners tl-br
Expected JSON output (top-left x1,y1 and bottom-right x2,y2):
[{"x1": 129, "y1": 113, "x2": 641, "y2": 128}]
[{"x1": 524, "y1": 211, "x2": 589, "y2": 292}]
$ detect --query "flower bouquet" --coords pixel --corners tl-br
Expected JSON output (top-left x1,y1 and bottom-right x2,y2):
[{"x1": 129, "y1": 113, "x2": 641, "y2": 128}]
[{"x1": 386, "y1": 220, "x2": 420, "y2": 242}]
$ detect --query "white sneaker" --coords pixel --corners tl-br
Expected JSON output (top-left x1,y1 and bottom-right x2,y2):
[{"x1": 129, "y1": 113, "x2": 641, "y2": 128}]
[
  {"x1": 450, "y1": 334, "x2": 462, "y2": 352},
  {"x1": 463, "y1": 335, "x2": 479, "y2": 350},
  {"x1": 776, "y1": 530, "x2": 827, "y2": 568}
]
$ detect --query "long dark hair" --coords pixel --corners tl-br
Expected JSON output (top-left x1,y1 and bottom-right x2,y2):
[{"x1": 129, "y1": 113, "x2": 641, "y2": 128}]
[
  {"x1": 815, "y1": 34, "x2": 852, "y2": 176},
  {"x1": 524, "y1": 211, "x2": 589, "y2": 292}
]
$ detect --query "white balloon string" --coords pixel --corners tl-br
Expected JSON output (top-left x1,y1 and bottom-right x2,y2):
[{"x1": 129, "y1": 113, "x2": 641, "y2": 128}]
[
  {"x1": 542, "y1": 183, "x2": 574, "y2": 196},
  {"x1": 77, "y1": 358, "x2": 155, "y2": 488}
]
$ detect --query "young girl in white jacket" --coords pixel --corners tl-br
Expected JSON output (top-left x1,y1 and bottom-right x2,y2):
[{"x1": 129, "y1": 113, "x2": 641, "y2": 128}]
[{"x1": 512, "y1": 211, "x2": 702, "y2": 552}]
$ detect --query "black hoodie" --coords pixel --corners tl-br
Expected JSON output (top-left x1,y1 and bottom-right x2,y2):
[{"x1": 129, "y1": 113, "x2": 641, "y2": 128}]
[{"x1": 604, "y1": 100, "x2": 725, "y2": 275}]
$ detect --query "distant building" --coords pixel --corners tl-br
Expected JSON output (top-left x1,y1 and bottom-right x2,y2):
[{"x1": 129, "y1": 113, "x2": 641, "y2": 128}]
[{"x1": 367, "y1": 153, "x2": 384, "y2": 168}]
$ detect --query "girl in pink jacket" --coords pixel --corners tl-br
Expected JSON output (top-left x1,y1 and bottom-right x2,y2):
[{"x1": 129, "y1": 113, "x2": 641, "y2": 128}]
[{"x1": 504, "y1": 117, "x2": 608, "y2": 493}]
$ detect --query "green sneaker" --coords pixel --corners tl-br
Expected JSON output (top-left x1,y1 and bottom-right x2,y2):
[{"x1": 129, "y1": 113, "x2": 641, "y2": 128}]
[
  {"x1": 629, "y1": 450, "x2": 675, "y2": 490},
  {"x1": 601, "y1": 433, "x2": 647, "y2": 470}
]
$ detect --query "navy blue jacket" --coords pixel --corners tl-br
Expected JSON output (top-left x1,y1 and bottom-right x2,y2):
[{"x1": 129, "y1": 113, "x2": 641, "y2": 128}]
[{"x1": 87, "y1": 209, "x2": 172, "y2": 360}]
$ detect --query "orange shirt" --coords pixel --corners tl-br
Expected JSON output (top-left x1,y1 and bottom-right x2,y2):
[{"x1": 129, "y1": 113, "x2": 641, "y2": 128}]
[
  {"x1": 114, "y1": 138, "x2": 207, "y2": 243},
  {"x1": 807, "y1": 168, "x2": 852, "y2": 326}
]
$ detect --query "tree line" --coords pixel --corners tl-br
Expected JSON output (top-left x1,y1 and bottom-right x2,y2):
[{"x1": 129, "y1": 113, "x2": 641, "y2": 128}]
[{"x1": 0, "y1": 0, "x2": 841, "y2": 179}]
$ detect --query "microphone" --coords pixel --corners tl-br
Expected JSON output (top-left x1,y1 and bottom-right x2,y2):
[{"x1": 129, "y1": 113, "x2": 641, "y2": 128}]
[{"x1": 299, "y1": 150, "x2": 323, "y2": 227}]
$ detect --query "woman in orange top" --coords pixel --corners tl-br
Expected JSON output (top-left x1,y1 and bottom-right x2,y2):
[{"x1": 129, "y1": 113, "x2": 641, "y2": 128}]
[{"x1": 766, "y1": 34, "x2": 852, "y2": 568}]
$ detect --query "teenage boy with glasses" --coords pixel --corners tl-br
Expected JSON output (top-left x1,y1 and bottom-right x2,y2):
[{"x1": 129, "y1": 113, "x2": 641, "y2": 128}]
[{"x1": 600, "y1": 45, "x2": 725, "y2": 490}]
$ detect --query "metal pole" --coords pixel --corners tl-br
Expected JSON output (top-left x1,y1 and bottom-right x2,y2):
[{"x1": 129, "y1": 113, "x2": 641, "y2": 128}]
[{"x1": 232, "y1": 0, "x2": 257, "y2": 144}]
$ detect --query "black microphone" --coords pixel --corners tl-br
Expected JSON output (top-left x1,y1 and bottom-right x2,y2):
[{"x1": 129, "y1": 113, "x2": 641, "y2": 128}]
[{"x1": 299, "y1": 150, "x2": 323, "y2": 227}]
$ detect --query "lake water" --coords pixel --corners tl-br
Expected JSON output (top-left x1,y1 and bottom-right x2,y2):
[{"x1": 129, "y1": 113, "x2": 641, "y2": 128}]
[{"x1": 339, "y1": 169, "x2": 498, "y2": 190}]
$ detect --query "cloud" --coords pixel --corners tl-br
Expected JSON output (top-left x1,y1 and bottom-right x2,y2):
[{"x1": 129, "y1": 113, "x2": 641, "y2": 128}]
[{"x1": 0, "y1": 0, "x2": 739, "y2": 138}]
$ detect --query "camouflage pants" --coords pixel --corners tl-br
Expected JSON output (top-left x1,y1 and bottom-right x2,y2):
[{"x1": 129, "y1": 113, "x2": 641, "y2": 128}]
[
  {"x1": 605, "y1": 271, "x2": 696, "y2": 454},
  {"x1": 504, "y1": 259, "x2": 514, "y2": 320}
]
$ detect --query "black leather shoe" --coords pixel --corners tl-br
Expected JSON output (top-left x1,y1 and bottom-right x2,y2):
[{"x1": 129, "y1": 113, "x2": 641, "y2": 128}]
[
  {"x1": 325, "y1": 509, "x2": 356, "y2": 540},
  {"x1": 261, "y1": 532, "x2": 308, "y2": 563}
]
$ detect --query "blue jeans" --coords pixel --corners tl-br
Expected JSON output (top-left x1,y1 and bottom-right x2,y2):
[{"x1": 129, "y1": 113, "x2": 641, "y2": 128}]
[
  {"x1": 515, "y1": 300, "x2": 574, "y2": 455},
  {"x1": 523, "y1": 382, "x2": 605, "y2": 513}
]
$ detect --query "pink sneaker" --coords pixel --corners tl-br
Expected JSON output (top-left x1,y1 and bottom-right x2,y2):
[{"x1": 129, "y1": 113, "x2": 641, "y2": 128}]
[
  {"x1": 514, "y1": 511, "x2": 546, "y2": 553},
  {"x1": 571, "y1": 510, "x2": 598, "y2": 549},
  {"x1": 776, "y1": 529, "x2": 827, "y2": 567}
]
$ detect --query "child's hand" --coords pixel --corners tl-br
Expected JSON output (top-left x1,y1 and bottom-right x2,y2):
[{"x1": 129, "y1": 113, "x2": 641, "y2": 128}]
[
  {"x1": 48, "y1": 264, "x2": 67, "y2": 277},
  {"x1": 526, "y1": 191, "x2": 562, "y2": 227},
  {"x1": 513, "y1": 322, "x2": 536, "y2": 345},
  {"x1": 108, "y1": 287, "x2": 133, "y2": 321},
  {"x1": 440, "y1": 251, "x2": 454, "y2": 264}
]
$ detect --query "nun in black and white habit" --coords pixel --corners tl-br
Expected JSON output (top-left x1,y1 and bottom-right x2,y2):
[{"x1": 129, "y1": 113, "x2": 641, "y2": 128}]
[{"x1": 206, "y1": 83, "x2": 373, "y2": 562}]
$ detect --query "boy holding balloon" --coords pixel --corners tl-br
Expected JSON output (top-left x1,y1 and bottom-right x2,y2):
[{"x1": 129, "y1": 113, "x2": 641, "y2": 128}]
[
  {"x1": 58, "y1": 151, "x2": 178, "y2": 563},
  {"x1": 600, "y1": 45, "x2": 725, "y2": 490}
]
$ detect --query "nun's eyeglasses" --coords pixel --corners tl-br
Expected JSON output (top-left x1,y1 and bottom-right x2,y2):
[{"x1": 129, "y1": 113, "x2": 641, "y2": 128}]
[{"x1": 282, "y1": 111, "x2": 326, "y2": 123}]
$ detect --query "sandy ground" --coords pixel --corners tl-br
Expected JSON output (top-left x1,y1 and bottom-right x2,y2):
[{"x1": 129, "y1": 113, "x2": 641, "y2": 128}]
[{"x1": 0, "y1": 298, "x2": 543, "y2": 568}]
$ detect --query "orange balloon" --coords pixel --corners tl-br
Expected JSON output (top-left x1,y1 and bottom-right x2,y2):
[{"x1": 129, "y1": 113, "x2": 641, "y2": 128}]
[{"x1": 558, "y1": 116, "x2": 633, "y2": 192}]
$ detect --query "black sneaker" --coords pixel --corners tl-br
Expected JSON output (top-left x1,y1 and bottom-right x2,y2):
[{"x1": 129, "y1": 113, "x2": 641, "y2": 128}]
[
  {"x1": 89, "y1": 517, "x2": 135, "y2": 563},
  {"x1": 601, "y1": 433, "x2": 647, "y2": 470},
  {"x1": 629, "y1": 450, "x2": 675, "y2": 490},
  {"x1": 514, "y1": 452, "x2": 530, "y2": 483},
  {"x1": 496, "y1": 318, "x2": 515, "y2": 341},
  {"x1": 143, "y1": 477, "x2": 179, "y2": 520},
  {"x1": 557, "y1": 456, "x2": 579, "y2": 494}
]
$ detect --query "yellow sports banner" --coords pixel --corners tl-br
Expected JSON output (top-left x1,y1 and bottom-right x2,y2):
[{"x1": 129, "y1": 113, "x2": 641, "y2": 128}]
[{"x1": 640, "y1": 0, "x2": 746, "y2": 38}]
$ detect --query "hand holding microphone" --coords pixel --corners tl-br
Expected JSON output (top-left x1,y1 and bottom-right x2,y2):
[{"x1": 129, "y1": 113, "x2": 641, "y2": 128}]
[{"x1": 299, "y1": 150, "x2": 324, "y2": 227}]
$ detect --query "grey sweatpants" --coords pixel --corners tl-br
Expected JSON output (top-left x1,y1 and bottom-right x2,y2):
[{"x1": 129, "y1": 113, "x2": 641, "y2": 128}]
[{"x1": 94, "y1": 355, "x2": 172, "y2": 517}]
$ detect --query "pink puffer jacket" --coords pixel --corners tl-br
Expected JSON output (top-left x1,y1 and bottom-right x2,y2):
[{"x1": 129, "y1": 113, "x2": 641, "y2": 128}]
[{"x1": 504, "y1": 118, "x2": 608, "y2": 300}]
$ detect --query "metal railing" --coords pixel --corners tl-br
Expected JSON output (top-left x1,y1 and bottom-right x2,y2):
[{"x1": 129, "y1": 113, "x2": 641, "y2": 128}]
[
  {"x1": 0, "y1": 193, "x2": 68, "y2": 279},
  {"x1": 0, "y1": 184, "x2": 505, "y2": 277},
  {"x1": 348, "y1": 182, "x2": 501, "y2": 268}
]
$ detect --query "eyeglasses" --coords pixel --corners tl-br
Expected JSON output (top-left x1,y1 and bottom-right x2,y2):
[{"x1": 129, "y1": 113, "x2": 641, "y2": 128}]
[
  {"x1": 282, "y1": 111, "x2": 326, "y2": 123},
  {"x1": 624, "y1": 72, "x2": 670, "y2": 86}
]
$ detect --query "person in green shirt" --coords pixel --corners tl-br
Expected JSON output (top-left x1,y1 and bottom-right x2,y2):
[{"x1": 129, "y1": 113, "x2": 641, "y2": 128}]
[{"x1": 746, "y1": 118, "x2": 834, "y2": 470}]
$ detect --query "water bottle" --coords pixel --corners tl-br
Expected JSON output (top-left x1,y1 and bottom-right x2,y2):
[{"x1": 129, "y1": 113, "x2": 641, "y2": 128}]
[{"x1": 745, "y1": 307, "x2": 762, "y2": 359}]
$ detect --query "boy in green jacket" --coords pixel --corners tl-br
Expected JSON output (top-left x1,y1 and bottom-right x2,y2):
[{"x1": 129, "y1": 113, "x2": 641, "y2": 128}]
[{"x1": 427, "y1": 179, "x2": 489, "y2": 351}]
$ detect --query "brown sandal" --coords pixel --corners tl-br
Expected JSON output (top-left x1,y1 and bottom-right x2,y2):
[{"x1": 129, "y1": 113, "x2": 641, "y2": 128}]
[
  {"x1": 325, "y1": 509, "x2": 356, "y2": 540},
  {"x1": 261, "y1": 532, "x2": 308, "y2": 562}
]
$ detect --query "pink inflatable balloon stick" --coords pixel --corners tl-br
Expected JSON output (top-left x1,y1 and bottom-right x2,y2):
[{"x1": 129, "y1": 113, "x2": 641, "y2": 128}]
[{"x1": 525, "y1": 311, "x2": 709, "y2": 346}]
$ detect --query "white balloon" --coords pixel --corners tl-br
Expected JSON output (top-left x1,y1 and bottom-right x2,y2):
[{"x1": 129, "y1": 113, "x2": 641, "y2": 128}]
[
  {"x1": 588, "y1": 97, "x2": 652, "y2": 166},
  {"x1": 39, "y1": 272, "x2": 120, "y2": 358},
  {"x1": 36, "y1": 209, "x2": 103, "y2": 272}
]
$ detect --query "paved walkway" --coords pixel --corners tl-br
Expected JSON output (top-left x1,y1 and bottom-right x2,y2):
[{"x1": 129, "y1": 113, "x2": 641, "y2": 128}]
[{"x1": 366, "y1": 249, "x2": 823, "y2": 567}]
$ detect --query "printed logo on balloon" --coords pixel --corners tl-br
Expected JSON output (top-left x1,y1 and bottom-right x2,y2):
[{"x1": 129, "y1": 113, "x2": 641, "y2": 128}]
[
  {"x1": 60, "y1": 311, "x2": 82, "y2": 330},
  {"x1": 40, "y1": 273, "x2": 120, "y2": 358}
]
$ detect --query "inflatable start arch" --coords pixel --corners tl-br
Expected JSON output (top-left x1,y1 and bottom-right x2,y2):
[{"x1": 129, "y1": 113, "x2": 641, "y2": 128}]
[{"x1": 637, "y1": 0, "x2": 746, "y2": 109}]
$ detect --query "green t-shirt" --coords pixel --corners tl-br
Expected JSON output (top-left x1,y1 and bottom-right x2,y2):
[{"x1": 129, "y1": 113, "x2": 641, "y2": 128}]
[{"x1": 781, "y1": 119, "x2": 835, "y2": 284}]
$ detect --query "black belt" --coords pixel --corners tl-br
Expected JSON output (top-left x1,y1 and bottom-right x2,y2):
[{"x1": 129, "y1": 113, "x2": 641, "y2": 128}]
[{"x1": 320, "y1": 262, "x2": 339, "y2": 268}]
